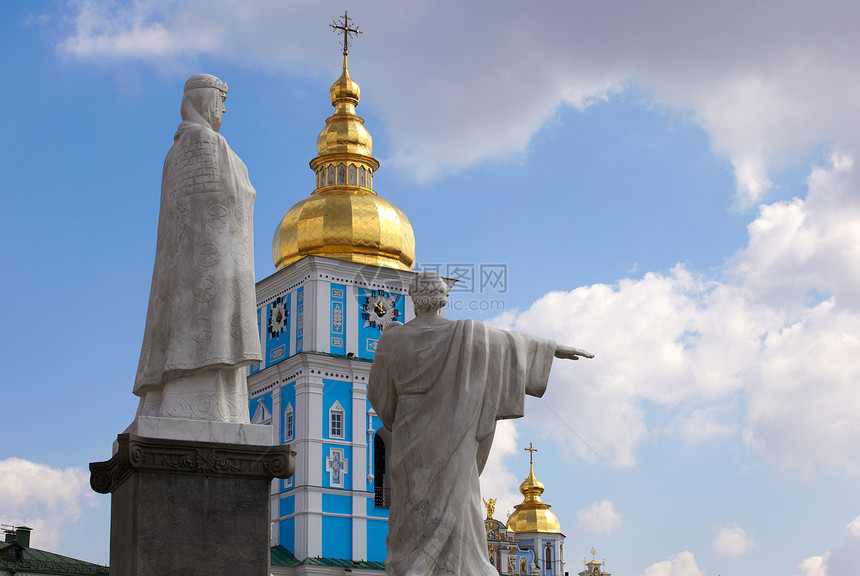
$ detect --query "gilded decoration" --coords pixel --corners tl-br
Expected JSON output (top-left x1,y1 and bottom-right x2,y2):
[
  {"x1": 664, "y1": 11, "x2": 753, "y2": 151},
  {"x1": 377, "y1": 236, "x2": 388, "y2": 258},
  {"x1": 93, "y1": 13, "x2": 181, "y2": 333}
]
[
  {"x1": 483, "y1": 497, "x2": 497, "y2": 519},
  {"x1": 273, "y1": 15, "x2": 415, "y2": 271},
  {"x1": 579, "y1": 548, "x2": 612, "y2": 576},
  {"x1": 506, "y1": 443, "x2": 563, "y2": 534}
]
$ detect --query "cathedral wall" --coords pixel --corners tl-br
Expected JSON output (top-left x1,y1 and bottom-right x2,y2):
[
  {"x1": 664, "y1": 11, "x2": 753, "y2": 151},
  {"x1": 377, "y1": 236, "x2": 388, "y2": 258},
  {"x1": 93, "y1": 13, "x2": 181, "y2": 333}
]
[
  {"x1": 321, "y1": 516, "x2": 352, "y2": 559},
  {"x1": 251, "y1": 256, "x2": 415, "y2": 563},
  {"x1": 365, "y1": 517, "x2": 388, "y2": 562}
]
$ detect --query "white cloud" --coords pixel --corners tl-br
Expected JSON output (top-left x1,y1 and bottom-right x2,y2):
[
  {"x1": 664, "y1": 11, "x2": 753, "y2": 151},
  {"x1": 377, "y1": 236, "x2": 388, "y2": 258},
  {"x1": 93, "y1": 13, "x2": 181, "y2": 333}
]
[
  {"x1": 479, "y1": 419, "x2": 523, "y2": 522},
  {"x1": 675, "y1": 408, "x2": 735, "y2": 443},
  {"x1": 576, "y1": 500, "x2": 623, "y2": 535},
  {"x1": 736, "y1": 154, "x2": 860, "y2": 478},
  {"x1": 489, "y1": 153, "x2": 860, "y2": 478},
  {"x1": 59, "y1": 0, "x2": 216, "y2": 60},
  {"x1": 639, "y1": 551, "x2": 703, "y2": 576},
  {"x1": 713, "y1": 523, "x2": 758, "y2": 556},
  {"x1": 847, "y1": 516, "x2": 860, "y2": 539},
  {"x1": 56, "y1": 1, "x2": 860, "y2": 201},
  {"x1": 793, "y1": 515, "x2": 860, "y2": 576},
  {"x1": 491, "y1": 265, "x2": 759, "y2": 467},
  {"x1": 794, "y1": 556, "x2": 826, "y2": 576},
  {"x1": 742, "y1": 301, "x2": 860, "y2": 478},
  {"x1": 727, "y1": 153, "x2": 860, "y2": 308},
  {"x1": 731, "y1": 155, "x2": 772, "y2": 210},
  {"x1": 0, "y1": 458, "x2": 97, "y2": 550}
]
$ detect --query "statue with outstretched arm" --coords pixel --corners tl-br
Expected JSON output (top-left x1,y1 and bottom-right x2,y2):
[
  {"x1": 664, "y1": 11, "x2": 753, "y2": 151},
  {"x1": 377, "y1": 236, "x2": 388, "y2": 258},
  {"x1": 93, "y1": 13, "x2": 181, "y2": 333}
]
[{"x1": 368, "y1": 271, "x2": 592, "y2": 576}]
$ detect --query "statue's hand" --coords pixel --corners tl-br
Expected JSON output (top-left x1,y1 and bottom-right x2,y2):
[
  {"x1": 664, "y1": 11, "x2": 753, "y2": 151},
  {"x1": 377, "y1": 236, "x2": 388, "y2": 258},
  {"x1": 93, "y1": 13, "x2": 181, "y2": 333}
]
[{"x1": 554, "y1": 345, "x2": 594, "y2": 360}]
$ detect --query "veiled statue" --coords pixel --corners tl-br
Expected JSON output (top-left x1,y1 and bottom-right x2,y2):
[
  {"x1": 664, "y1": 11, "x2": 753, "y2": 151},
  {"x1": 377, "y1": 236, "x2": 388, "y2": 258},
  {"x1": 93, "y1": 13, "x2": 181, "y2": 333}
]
[
  {"x1": 133, "y1": 74, "x2": 261, "y2": 422},
  {"x1": 369, "y1": 272, "x2": 592, "y2": 575}
]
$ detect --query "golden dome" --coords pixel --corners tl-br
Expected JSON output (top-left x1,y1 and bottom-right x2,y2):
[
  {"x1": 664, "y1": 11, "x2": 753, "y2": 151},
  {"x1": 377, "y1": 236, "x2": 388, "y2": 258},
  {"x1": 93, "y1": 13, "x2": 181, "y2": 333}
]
[
  {"x1": 506, "y1": 453, "x2": 562, "y2": 534},
  {"x1": 273, "y1": 52, "x2": 415, "y2": 271},
  {"x1": 272, "y1": 189, "x2": 415, "y2": 270}
]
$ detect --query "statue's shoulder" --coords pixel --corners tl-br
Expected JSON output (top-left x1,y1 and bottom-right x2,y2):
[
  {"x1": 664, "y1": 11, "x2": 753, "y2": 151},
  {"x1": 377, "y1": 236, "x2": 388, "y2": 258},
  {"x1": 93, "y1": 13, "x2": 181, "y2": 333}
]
[
  {"x1": 455, "y1": 318, "x2": 485, "y2": 332},
  {"x1": 374, "y1": 321, "x2": 404, "y2": 357},
  {"x1": 382, "y1": 321, "x2": 404, "y2": 334},
  {"x1": 174, "y1": 123, "x2": 224, "y2": 149}
]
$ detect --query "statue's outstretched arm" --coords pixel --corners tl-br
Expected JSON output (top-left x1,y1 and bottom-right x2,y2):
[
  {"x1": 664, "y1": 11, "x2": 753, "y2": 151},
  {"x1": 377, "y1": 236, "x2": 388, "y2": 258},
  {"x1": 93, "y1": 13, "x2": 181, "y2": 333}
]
[{"x1": 554, "y1": 344, "x2": 594, "y2": 360}]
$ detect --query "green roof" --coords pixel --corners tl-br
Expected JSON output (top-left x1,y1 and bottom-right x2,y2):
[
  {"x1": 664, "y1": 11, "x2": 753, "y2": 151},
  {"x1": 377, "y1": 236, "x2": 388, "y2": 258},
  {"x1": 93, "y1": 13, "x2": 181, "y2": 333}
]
[
  {"x1": 0, "y1": 541, "x2": 109, "y2": 576},
  {"x1": 270, "y1": 545, "x2": 301, "y2": 567},
  {"x1": 270, "y1": 545, "x2": 386, "y2": 571},
  {"x1": 0, "y1": 542, "x2": 385, "y2": 574}
]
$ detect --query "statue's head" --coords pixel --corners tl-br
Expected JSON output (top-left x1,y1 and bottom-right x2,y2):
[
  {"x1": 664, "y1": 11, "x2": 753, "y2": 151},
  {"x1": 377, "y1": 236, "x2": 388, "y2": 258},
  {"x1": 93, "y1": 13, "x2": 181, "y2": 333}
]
[
  {"x1": 181, "y1": 74, "x2": 228, "y2": 132},
  {"x1": 409, "y1": 271, "x2": 450, "y2": 313}
]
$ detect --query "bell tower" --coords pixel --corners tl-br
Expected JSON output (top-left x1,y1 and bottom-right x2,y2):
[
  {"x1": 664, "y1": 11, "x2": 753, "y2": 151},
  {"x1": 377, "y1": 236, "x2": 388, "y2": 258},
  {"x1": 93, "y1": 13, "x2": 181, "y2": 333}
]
[
  {"x1": 506, "y1": 444, "x2": 566, "y2": 575},
  {"x1": 249, "y1": 12, "x2": 415, "y2": 564}
]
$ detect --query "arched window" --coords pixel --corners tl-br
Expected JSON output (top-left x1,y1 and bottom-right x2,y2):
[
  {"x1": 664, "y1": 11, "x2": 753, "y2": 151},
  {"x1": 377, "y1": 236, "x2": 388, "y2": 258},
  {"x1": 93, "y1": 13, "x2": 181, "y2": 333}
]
[
  {"x1": 329, "y1": 401, "x2": 344, "y2": 439},
  {"x1": 348, "y1": 164, "x2": 357, "y2": 185},
  {"x1": 544, "y1": 546, "x2": 552, "y2": 573},
  {"x1": 373, "y1": 429, "x2": 391, "y2": 508},
  {"x1": 284, "y1": 403, "x2": 294, "y2": 443},
  {"x1": 374, "y1": 433, "x2": 386, "y2": 485}
]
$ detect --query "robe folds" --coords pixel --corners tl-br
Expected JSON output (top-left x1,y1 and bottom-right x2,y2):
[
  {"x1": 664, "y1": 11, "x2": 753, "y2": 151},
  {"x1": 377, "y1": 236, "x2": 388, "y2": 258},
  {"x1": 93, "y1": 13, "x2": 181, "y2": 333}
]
[
  {"x1": 368, "y1": 319, "x2": 556, "y2": 576},
  {"x1": 134, "y1": 122, "x2": 261, "y2": 397}
]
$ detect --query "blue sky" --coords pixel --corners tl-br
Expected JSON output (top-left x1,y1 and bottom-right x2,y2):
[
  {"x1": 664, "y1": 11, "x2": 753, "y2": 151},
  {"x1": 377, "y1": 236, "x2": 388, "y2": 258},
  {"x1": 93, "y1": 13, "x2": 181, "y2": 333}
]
[{"x1": 2, "y1": 1, "x2": 860, "y2": 575}]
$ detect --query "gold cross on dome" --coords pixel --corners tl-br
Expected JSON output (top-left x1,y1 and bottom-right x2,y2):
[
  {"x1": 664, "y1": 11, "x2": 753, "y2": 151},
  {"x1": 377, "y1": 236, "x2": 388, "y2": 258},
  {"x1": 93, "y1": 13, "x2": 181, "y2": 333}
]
[
  {"x1": 524, "y1": 442, "x2": 538, "y2": 465},
  {"x1": 331, "y1": 10, "x2": 361, "y2": 55}
]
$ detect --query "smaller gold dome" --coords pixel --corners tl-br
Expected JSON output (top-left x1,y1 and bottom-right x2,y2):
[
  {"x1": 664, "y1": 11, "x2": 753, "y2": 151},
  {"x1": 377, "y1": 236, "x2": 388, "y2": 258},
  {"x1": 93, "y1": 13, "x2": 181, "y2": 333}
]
[
  {"x1": 330, "y1": 56, "x2": 360, "y2": 105},
  {"x1": 506, "y1": 456, "x2": 562, "y2": 534},
  {"x1": 519, "y1": 467, "x2": 545, "y2": 493},
  {"x1": 316, "y1": 54, "x2": 374, "y2": 159}
]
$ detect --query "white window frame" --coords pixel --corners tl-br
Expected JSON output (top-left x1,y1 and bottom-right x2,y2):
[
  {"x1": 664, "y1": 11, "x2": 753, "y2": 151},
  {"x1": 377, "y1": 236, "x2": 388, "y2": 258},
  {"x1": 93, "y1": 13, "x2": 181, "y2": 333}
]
[
  {"x1": 329, "y1": 401, "x2": 345, "y2": 439},
  {"x1": 284, "y1": 403, "x2": 294, "y2": 443}
]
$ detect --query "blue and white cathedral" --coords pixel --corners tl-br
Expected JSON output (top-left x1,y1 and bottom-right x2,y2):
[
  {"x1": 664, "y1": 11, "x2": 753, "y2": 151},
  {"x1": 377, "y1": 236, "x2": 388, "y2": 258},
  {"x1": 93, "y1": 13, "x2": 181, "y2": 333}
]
[{"x1": 246, "y1": 25, "x2": 609, "y2": 575}]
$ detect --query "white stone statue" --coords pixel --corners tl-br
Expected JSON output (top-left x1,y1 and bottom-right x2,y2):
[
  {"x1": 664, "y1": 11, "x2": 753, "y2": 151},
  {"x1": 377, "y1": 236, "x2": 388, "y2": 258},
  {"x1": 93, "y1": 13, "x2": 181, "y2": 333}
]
[
  {"x1": 368, "y1": 272, "x2": 592, "y2": 576},
  {"x1": 133, "y1": 74, "x2": 262, "y2": 423}
]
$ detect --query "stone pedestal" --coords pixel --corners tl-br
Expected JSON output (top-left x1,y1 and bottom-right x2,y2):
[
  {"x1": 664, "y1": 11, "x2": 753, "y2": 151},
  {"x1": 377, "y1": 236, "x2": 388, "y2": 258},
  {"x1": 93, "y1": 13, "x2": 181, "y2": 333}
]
[{"x1": 90, "y1": 434, "x2": 294, "y2": 576}]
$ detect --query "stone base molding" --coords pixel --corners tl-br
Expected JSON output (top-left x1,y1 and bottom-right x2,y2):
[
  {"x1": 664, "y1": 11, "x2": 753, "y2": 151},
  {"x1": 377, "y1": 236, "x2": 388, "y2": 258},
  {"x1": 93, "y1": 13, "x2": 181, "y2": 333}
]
[{"x1": 90, "y1": 433, "x2": 294, "y2": 576}]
